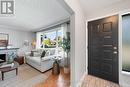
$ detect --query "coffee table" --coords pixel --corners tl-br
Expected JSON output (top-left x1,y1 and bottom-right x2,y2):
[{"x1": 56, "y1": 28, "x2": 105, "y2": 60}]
[{"x1": 0, "y1": 61, "x2": 19, "y2": 80}]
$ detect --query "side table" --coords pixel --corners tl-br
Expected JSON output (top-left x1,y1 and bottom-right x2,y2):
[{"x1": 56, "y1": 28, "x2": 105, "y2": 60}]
[{"x1": 14, "y1": 56, "x2": 24, "y2": 65}]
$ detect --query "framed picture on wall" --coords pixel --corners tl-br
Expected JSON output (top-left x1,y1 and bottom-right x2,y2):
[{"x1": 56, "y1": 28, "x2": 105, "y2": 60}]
[{"x1": 0, "y1": 33, "x2": 9, "y2": 47}]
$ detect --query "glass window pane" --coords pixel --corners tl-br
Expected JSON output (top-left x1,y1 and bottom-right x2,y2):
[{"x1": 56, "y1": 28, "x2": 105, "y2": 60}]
[
  {"x1": 43, "y1": 31, "x2": 56, "y2": 48},
  {"x1": 58, "y1": 29, "x2": 63, "y2": 47},
  {"x1": 122, "y1": 14, "x2": 130, "y2": 72}
]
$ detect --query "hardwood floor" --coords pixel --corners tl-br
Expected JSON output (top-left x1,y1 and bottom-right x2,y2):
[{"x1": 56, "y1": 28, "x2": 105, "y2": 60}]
[
  {"x1": 34, "y1": 68, "x2": 70, "y2": 87},
  {"x1": 81, "y1": 75, "x2": 120, "y2": 87},
  {"x1": 34, "y1": 68, "x2": 120, "y2": 87}
]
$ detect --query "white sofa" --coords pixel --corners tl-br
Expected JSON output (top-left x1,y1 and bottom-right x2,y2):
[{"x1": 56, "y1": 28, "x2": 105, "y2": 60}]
[{"x1": 25, "y1": 49, "x2": 55, "y2": 72}]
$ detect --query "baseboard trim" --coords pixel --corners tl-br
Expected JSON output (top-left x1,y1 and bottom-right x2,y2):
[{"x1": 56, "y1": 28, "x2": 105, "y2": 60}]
[
  {"x1": 26, "y1": 63, "x2": 52, "y2": 73},
  {"x1": 76, "y1": 72, "x2": 87, "y2": 87}
]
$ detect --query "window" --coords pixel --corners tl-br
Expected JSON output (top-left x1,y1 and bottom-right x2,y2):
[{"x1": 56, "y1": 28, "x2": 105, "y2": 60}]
[
  {"x1": 43, "y1": 31, "x2": 57, "y2": 48},
  {"x1": 122, "y1": 14, "x2": 130, "y2": 72},
  {"x1": 36, "y1": 23, "x2": 70, "y2": 49},
  {"x1": 40, "y1": 28, "x2": 63, "y2": 48},
  {"x1": 58, "y1": 29, "x2": 63, "y2": 47}
]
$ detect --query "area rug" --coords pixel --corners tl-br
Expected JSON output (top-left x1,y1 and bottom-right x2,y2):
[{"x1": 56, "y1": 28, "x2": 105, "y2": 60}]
[{"x1": 0, "y1": 64, "x2": 48, "y2": 87}]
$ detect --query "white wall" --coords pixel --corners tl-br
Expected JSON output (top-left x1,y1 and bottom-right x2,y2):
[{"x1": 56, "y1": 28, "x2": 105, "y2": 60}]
[
  {"x1": 0, "y1": 26, "x2": 35, "y2": 55},
  {"x1": 86, "y1": 1, "x2": 130, "y2": 87},
  {"x1": 86, "y1": 0, "x2": 130, "y2": 20},
  {"x1": 62, "y1": 0, "x2": 86, "y2": 87}
]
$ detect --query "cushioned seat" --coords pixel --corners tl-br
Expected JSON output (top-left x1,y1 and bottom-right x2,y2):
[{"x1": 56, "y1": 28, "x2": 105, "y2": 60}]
[
  {"x1": 27, "y1": 56, "x2": 41, "y2": 66},
  {"x1": 25, "y1": 49, "x2": 55, "y2": 72}
]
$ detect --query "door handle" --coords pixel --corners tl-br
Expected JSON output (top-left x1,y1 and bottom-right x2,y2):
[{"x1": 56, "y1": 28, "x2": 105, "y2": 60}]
[
  {"x1": 113, "y1": 46, "x2": 117, "y2": 50},
  {"x1": 113, "y1": 51, "x2": 117, "y2": 54}
]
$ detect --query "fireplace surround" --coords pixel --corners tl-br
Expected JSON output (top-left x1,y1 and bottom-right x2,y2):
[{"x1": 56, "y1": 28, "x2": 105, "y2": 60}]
[
  {"x1": 0, "y1": 48, "x2": 19, "y2": 63},
  {"x1": 0, "y1": 54, "x2": 6, "y2": 63}
]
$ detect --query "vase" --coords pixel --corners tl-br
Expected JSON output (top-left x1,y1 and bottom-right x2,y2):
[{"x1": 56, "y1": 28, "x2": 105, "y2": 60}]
[{"x1": 52, "y1": 60, "x2": 60, "y2": 75}]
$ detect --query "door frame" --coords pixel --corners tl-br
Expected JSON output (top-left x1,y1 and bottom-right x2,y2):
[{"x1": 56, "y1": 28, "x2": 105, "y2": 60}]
[
  {"x1": 86, "y1": 9, "x2": 130, "y2": 86},
  {"x1": 55, "y1": 0, "x2": 75, "y2": 87},
  {"x1": 87, "y1": 15, "x2": 119, "y2": 83}
]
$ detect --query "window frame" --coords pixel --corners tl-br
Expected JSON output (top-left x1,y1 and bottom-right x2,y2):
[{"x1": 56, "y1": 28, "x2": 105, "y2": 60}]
[{"x1": 40, "y1": 27, "x2": 63, "y2": 49}]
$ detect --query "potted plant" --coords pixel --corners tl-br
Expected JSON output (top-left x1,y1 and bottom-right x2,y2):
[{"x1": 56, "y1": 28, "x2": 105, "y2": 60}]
[{"x1": 62, "y1": 32, "x2": 70, "y2": 74}]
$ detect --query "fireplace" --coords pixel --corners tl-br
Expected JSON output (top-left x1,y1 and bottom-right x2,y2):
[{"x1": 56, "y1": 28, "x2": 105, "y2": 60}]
[{"x1": 0, "y1": 54, "x2": 6, "y2": 63}]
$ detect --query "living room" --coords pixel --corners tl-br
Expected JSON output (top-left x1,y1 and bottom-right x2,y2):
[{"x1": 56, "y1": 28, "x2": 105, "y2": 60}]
[
  {"x1": 0, "y1": 0, "x2": 71, "y2": 87},
  {"x1": 1, "y1": 0, "x2": 130, "y2": 87}
]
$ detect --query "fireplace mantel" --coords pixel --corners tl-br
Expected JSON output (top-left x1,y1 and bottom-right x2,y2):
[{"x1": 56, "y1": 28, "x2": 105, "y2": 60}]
[
  {"x1": 0, "y1": 47, "x2": 19, "y2": 56},
  {"x1": 0, "y1": 48, "x2": 19, "y2": 50}
]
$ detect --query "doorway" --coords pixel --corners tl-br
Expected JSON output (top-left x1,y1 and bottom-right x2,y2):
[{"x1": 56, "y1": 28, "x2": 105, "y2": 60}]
[{"x1": 88, "y1": 15, "x2": 119, "y2": 83}]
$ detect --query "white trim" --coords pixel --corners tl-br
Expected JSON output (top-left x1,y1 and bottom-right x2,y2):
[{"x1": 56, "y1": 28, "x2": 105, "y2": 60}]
[
  {"x1": 55, "y1": 0, "x2": 75, "y2": 87},
  {"x1": 87, "y1": 13, "x2": 118, "y2": 22},
  {"x1": 118, "y1": 11, "x2": 122, "y2": 86},
  {"x1": 76, "y1": 72, "x2": 86, "y2": 87},
  {"x1": 70, "y1": 14, "x2": 76, "y2": 87},
  {"x1": 86, "y1": 21, "x2": 88, "y2": 74},
  {"x1": 87, "y1": 9, "x2": 130, "y2": 22},
  {"x1": 119, "y1": 9, "x2": 130, "y2": 86}
]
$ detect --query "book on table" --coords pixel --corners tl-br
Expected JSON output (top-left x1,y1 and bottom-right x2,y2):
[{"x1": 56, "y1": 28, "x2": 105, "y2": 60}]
[{"x1": 0, "y1": 63, "x2": 14, "y2": 69}]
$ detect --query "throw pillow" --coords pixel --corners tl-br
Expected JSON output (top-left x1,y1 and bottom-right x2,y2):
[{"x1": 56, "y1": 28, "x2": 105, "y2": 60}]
[
  {"x1": 50, "y1": 49, "x2": 55, "y2": 55},
  {"x1": 41, "y1": 50, "x2": 46, "y2": 58},
  {"x1": 33, "y1": 52, "x2": 41, "y2": 57},
  {"x1": 45, "y1": 50, "x2": 50, "y2": 56},
  {"x1": 30, "y1": 51, "x2": 34, "y2": 56}
]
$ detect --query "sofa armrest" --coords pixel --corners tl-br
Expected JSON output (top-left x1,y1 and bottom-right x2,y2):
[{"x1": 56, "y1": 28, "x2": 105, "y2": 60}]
[
  {"x1": 41, "y1": 57, "x2": 50, "y2": 61},
  {"x1": 25, "y1": 52, "x2": 31, "y2": 57},
  {"x1": 41, "y1": 55, "x2": 54, "y2": 61}
]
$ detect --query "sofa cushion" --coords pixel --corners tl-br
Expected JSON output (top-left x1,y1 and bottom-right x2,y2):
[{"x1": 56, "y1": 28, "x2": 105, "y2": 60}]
[
  {"x1": 41, "y1": 50, "x2": 46, "y2": 58},
  {"x1": 30, "y1": 51, "x2": 34, "y2": 56},
  {"x1": 45, "y1": 50, "x2": 50, "y2": 56},
  {"x1": 41, "y1": 56, "x2": 53, "y2": 61},
  {"x1": 49, "y1": 49, "x2": 55, "y2": 55},
  {"x1": 25, "y1": 52, "x2": 31, "y2": 56},
  {"x1": 36, "y1": 49, "x2": 45, "y2": 54},
  {"x1": 27, "y1": 56, "x2": 41, "y2": 65},
  {"x1": 33, "y1": 52, "x2": 41, "y2": 57}
]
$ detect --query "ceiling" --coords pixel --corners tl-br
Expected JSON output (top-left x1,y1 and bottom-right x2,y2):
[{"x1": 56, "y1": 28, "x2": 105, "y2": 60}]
[
  {"x1": 0, "y1": 0, "x2": 70, "y2": 32},
  {"x1": 1, "y1": 0, "x2": 130, "y2": 32},
  {"x1": 79, "y1": 0, "x2": 130, "y2": 18}
]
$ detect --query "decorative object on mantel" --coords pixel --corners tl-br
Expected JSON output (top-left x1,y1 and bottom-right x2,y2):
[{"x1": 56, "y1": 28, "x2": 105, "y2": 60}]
[
  {"x1": 31, "y1": 40, "x2": 36, "y2": 49},
  {"x1": 23, "y1": 40, "x2": 29, "y2": 46},
  {"x1": 0, "y1": 33, "x2": 9, "y2": 47},
  {"x1": 7, "y1": 52, "x2": 17, "y2": 64},
  {"x1": 62, "y1": 32, "x2": 70, "y2": 74}
]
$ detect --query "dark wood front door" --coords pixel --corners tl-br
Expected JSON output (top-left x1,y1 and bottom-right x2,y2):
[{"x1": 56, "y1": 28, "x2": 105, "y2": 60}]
[{"x1": 88, "y1": 15, "x2": 119, "y2": 83}]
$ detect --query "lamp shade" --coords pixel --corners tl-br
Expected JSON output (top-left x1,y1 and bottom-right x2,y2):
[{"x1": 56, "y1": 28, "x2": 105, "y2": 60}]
[{"x1": 31, "y1": 40, "x2": 36, "y2": 46}]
